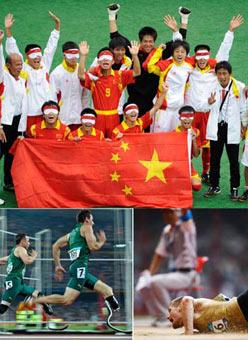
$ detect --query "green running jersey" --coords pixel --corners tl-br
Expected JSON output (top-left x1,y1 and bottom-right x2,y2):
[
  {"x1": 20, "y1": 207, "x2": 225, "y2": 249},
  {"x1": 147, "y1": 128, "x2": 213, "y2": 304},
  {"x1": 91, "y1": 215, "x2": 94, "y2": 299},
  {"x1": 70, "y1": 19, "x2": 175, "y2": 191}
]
[
  {"x1": 6, "y1": 247, "x2": 26, "y2": 279},
  {"x1": 68, "y1": 224, "x2": 90, "y2": 266}
]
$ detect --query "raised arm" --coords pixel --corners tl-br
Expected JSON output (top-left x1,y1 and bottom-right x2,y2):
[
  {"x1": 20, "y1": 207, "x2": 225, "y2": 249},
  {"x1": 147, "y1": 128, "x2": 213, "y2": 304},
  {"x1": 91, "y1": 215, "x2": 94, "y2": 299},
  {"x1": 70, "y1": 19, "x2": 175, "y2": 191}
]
[
  {"x1": 0, "y1": 30, "x2": 7, "y2": 143},
  {"x1": 83, "y1": 223, "x2": 106, "y2": 251},
  {"x1": 127, "y1": 41, "x2": 141, "y2": 77},
  {"x1": 108, "y1": 3, "x2": 120, "y2": 34},
  {"x1": 215, "y1": 15, "x2": 244, "y2": 62},
  {"x1": 78, "y1": 41, "x2": 89, "y2": 81},
  {"x1": 181, "y1": 296, "x2": 194, "y2": 335},
  {"x1": 4, "y1": 13, "x2": 22, "y2": 57},
  {"x1": 42, "y1": 11, "x2": 60, "y2": 71},
  {"x1": 0, "y1": 30, "x2": 4, "y2": 84},
  {"x1": 164, "y1": 15, "x2": 183, "y2": 41}
]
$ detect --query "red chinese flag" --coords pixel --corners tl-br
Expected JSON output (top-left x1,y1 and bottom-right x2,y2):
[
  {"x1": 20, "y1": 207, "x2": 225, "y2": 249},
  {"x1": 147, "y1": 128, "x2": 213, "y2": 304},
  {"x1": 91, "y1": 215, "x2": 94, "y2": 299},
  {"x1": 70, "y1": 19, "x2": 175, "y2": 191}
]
[{"x1": 11, "y1": 132, "x2": 192, "y2": 208}]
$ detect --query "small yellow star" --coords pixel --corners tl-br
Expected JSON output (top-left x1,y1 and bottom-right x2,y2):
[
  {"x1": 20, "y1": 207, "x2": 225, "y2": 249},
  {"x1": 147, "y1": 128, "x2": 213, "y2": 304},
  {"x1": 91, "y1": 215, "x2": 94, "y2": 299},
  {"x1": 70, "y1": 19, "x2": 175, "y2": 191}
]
[
  {"x1": 122, "y1": 185, "x2": 132, "y2": 196},
  {"x1": 120, "y1": 141, "x2": 130, "y2": 152},
  {"x1": 139, "y1": 149, "x2": 172, "y2": 183},
  {"x1": 111, "y1": 153, "x2": 121, "y2": 164},
  {"x1": 110, "y1": 171, "x2": 120, "y2": 182}
]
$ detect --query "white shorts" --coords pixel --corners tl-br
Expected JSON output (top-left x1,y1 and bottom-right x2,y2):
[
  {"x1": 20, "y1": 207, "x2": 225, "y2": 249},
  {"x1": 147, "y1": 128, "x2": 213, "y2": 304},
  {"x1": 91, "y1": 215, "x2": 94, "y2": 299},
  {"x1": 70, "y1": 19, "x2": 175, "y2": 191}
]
[
  {"x1": 241, "y1": 139, "x2": 248, "y2": 167},
  {"x1": 150, "y1": 108, "x2": 179, "y2": 132}
]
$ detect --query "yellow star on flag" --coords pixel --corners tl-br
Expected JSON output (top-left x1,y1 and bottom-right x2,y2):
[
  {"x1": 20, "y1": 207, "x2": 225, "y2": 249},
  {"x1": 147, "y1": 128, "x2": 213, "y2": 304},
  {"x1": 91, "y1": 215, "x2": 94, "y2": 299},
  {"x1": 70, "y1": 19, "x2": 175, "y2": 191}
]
[
  {"x1": 111, "y1": 153, "x2": 121, "y2": 164},
  {"x1": 110, "y1": 171, "x2": 120, "y2": 182},
  {"x1": 120, "y1": 141, "x2": 130, "y2": 152},
  {"x1": 139, "y1": 149, "x2": 172, "y2": 183},
  {"x1": 122, "y1": 185, "x2": 132, "y2": 196}
]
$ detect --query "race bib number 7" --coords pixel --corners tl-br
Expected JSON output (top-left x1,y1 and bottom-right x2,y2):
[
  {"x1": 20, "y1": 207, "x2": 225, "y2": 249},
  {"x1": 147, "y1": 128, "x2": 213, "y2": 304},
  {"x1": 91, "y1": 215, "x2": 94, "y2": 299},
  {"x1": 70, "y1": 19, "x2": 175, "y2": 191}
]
[
  {"x1": 77, "y1": 267, "x2": 86, "y2": 279},
  {"x1": 5, "y1": 281, "x2": 13, "y2": 290}
]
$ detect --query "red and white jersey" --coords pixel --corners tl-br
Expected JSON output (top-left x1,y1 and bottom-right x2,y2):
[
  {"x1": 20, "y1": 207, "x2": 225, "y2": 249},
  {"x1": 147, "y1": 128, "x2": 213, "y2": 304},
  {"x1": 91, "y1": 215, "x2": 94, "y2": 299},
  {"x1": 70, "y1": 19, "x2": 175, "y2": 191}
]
[
  {"x1": 0, "y1": 46, "x2": 26, "y2": 125},
  {"x1": 163, "y1": 61, "x2": 193, "y2": 109},
  {"x1": 89, "y1": 55, "x2": 132, "y2": 115},
  {"x1": 145, "y1": 47, "x2": 194, "y2": 110},
  {"x1": 185, "y1": 31, "x2": 234, "y2": 112},
  {"x1": 5, "y1": 30, "x2": 60, "y2": 131},
  {"x1": 50, "y1": 61, "x2": 90, "y2": 125}
]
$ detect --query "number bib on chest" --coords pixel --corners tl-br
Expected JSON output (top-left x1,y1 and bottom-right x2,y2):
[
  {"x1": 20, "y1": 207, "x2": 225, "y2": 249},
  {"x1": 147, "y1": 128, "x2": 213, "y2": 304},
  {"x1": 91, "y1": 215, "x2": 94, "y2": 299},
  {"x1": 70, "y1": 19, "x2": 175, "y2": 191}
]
[
  {"x1": 68, "y1": 247, "x2": 81, "y2": 261},
  {"x1": 208, "y1": 318, "x2": 228, "y2": 333}
]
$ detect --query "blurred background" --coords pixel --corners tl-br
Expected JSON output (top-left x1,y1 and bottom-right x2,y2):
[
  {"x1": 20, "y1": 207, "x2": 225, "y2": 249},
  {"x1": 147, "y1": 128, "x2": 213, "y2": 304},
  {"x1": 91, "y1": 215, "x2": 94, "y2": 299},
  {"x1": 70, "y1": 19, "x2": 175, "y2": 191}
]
[
  {"x1": 134, "y1": 209, "x2": 248, "y2": 315},
  {"x1": 0, "y1": 208, "x2": 132, "y2": 332}
]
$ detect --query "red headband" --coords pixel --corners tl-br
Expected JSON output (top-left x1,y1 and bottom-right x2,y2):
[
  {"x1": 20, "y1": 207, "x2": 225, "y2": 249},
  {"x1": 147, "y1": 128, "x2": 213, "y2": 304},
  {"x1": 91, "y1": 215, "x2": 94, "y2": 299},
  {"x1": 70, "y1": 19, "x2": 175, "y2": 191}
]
[
  {"x1": 180, "y1": 112, "x2": 194, "y2": 119},
  {"x1": 26, "y1": 47, "x2": 42, "y2": 55},
  {"x1": 124, "y1": 104, "x2": 139, "y2": 115}
]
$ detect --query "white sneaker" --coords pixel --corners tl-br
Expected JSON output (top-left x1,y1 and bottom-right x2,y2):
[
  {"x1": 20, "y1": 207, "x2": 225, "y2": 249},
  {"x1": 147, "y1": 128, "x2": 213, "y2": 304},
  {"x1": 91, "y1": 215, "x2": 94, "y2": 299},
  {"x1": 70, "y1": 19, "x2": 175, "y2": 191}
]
[
  {"x1": 0, "y1": 198, "x2": 5, "y2": 205},
  {"x1": 151, "y1": 318, "x2": 170, "y2": 327}
]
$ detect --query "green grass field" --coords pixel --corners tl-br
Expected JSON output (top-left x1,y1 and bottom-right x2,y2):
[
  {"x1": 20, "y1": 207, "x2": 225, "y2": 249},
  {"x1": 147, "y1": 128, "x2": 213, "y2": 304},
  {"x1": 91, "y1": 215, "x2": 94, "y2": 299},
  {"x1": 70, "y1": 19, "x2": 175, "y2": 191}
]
[{"x1": 0, "y1": 0, "x2": 247, "y2": 208}]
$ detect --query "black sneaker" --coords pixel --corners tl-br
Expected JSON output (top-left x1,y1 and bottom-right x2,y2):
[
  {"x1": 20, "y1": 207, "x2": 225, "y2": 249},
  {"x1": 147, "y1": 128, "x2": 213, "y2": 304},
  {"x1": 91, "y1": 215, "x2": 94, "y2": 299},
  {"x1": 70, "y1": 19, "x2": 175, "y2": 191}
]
[
  {"x1": 108, "y1": 3, "x2": 120, "y2": 11},
  {"x1": 201, "y1": 173, "x2": 210, "y2": 185},
  {"x1": 204, "y1": 186, "x2": 221, "y2": 197},
  {"x1": 178, "y1": 6, "x2": 191, "y2": 15},
  {"x1": 42, "y1": 302, "x2": 54, "y2": 315},
  {"x1": 230, "y1": 188, "x2": 238, "y2": 201},
  {"x1": 239, "y1": 190, "x2": 248, "y2": 202}
]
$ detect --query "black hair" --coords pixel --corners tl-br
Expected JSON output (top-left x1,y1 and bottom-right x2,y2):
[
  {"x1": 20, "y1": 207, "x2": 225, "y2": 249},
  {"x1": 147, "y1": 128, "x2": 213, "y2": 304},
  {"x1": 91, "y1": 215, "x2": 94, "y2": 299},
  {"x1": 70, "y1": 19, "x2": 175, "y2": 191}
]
[
  {"x1": 80, "y1": 108, "x2": 97, "y2": 117},
  {"x1": 62, "y1": 41, "x2": 79, "y2": 52},
  {"x1": 109, "y1": 36, "x2": 127, "y2": 50},
  {"x1": 178, "y1": 105, "x2": 195, "y2": 115},
  {"x1": 25, "y1": 44, "x2": 42, "y2": 54},
  {"x1": 41, "y1": 100, "x2": 60, "y2": 113},
  {"x1": 215, "y1": 61, "x2": 232, "y2": 74},
  {"x1": 16, "y1": 233, "x2": 27, "y2": 245},
  {"x1": 5, "y1": 55, "x2": 13, "y2": 65},
  {"x1": 171, "y1": 40, "x2": 190, "y2": 55},
  {"x1": 138, "y1": 26, "x2": 157, "y2": 42},
  {"x1": 194, "y1": 44, "x2": 210, "y2": 53},
  {"x1": 97, "y1": 47, "x2": 111, "y2": 58},
  {"x1": 77, "y1": 210, "x2": 92, "y2": 223}
]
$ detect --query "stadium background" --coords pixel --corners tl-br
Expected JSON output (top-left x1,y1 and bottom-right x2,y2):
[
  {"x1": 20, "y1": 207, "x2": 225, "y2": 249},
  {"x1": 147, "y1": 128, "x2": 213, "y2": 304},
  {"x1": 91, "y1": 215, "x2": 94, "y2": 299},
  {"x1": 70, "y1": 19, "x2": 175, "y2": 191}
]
[
  {"x1": 134, "y1": 209, "x2": 248, "y2": 316},
  {"x1": 0, "y1": 208, "x2": 132, "y2": 332},
  {"x1": 0, "y1": 0, "x2": 247, "y2": 207}
]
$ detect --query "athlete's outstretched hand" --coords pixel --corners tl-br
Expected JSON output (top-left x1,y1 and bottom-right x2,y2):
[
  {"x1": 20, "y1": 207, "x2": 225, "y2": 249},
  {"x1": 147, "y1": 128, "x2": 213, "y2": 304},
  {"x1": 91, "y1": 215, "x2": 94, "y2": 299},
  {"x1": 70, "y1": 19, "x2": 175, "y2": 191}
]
[
  {"x1": 229, "y1": 14, "x2": 244, "y2": 32},
  {"x1": 55, "y1": 265, "x2": 66, "y2": 281},
  {"x1": 5, "y1": 13, "x2": 14, "y2": 29},
  {"x1": 48, "y1": 11, "x2": 61, "y2": 31}
]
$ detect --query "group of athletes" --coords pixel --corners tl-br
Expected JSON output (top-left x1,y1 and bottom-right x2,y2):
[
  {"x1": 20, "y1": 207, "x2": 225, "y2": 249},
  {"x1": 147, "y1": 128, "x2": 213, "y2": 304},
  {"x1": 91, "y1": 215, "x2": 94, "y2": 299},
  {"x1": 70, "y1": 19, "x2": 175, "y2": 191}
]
[
  {"x1": 136, "y1": 209, "x2": 248, "y2": 335},
  {"x1": 0, "y1": 4, "x2": 247, "y2": 206},
  {"x1": 0, "y1": 210, "x2": 120, "y2": 326}
]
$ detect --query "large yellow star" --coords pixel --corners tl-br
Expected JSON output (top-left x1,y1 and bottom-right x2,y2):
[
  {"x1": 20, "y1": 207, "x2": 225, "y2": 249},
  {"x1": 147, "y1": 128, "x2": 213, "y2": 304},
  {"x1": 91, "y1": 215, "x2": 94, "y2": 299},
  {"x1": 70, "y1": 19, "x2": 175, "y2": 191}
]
[
  {"x1": 110, "y1": 171, "x2": 120, "y2": 182},
  {"x1": 122, "y1": 185, "x2": 132, "y2": 196},
  {"x1": 120, "y1": 141, "x2": 130, "y2": 152},
  {"x1": 111, "y1": 153, "x2": 121, "y2": 164},
  {"x1": 139, "y1": 149, "x2": 172, "y2": 183}
]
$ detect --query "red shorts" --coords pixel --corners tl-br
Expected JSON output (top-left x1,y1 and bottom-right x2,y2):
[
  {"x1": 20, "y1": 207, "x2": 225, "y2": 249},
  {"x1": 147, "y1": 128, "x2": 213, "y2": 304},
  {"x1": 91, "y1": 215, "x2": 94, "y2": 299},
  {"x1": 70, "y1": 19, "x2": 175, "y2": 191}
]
[
  {"x1": 27, "y1": 115, "x2": 43, "y2": 137},
  {"x1": 95, "y1": 114, "x2": 120, "y2": 139},
  {"x1": 192, "y1": 111, "x2": 210, "y2": 148}
]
